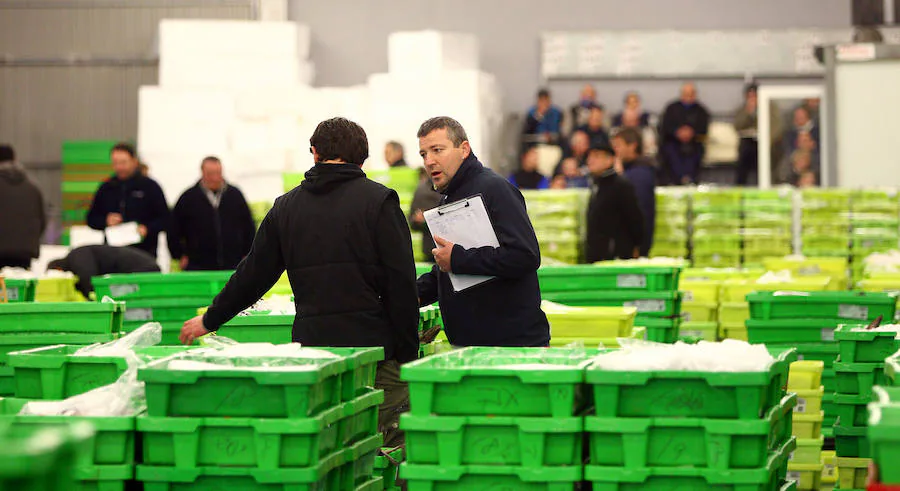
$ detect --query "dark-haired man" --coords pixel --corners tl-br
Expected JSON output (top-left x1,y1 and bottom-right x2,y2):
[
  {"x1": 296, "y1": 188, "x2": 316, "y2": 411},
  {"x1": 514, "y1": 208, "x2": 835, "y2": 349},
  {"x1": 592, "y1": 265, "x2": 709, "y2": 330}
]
[
  {"x1": 86, "y1": 142, "x2": 170, "y2": 257},
  {"x1": 416, "y1": 116, "x2": 550, "y2": 348},
  {"x1": 180, "y1": 118, "x2": 419, "y2": 446},
  {"x1": 612, "y1": 128, "x2": 656, "y2": 257}
]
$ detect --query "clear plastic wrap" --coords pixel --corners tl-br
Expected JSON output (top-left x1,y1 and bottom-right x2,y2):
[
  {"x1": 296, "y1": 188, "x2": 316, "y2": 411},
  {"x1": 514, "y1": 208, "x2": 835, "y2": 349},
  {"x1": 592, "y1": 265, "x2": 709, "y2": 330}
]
[{"x1": 594, "y1": 338, "x2": 776, "y2": 372}]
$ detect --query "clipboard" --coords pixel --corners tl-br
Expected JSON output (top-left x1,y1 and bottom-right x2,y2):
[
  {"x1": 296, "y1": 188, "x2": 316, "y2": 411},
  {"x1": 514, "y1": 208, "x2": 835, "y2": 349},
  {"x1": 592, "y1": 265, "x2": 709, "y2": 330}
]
[{"x1": 423, "y1": 194, "x2": 500, "y2": 292}]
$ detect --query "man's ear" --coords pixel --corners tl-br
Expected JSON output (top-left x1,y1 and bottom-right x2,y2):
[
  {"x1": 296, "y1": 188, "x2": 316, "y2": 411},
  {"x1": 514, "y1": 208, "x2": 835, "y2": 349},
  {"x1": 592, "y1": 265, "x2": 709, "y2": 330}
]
[
  {"x1": 311, "y1": 146, "x2": 320, "y2": 163},
  {"x1": 460, "y1": 141, "x2": 472, "y2": 159}
]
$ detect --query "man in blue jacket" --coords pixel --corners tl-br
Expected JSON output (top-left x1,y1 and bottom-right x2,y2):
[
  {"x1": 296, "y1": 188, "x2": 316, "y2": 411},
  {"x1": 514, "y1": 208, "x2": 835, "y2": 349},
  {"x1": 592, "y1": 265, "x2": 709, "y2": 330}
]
[
  {"x1": 86, "y1": 143, "x2": 170, "y2": 257},
  {"x1": 416, "y1": 116, "x2": 550, "y2": 347},
  {"x1": 612, "y1": 128, "x2": 656, "y2": 257}
]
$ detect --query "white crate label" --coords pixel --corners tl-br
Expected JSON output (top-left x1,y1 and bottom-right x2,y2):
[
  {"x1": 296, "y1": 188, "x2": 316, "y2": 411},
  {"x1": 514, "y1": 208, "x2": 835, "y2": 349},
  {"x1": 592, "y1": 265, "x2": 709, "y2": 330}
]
[
  {"x1": 683, "y1": 291, "x2": 694, "y2": 302},
  {"x1": 794, "y1": 397, "x2": 807, "y2": 413},
  {"x1": 798, "y1": 266, "x2": 821, "y2": 275},
  {"x1": 617, "y1": 274, "x2": 647, "y2": 288},
  {"x1": 786, "y1": 471, "x2": 801, "y2": 483},
  {"x1": 683, "y1": 312, "x2": 692, "y2": 322},
  {"x1": 625, "y1": 300, "x2": 666, "y2": 312},
  {"x1": 680, "y1": 330, "x2": 702, "y2": 338},
  {"x1": 796, "y1": 354, "x2": 805, "y2": 361},
  {"x1": 109, "y1": 284, "x2": 139, "y2": 297},
  {"x1": 6, "y1": 288, "x2": 19, "y2": 301},
  {"x1": 789, "y1": 450, "x2": 796, "y2": 461},
  {"x1": 823, "y1": 464, "x2": 836, "y2": 477},
  {"x1": 821, "y1": 328, "x2": 835, "y2": 342},
  {"x1": 838, "y1": 304, "x2": 868, "y2": 320},
  {"x1": 125, "y1": 308, "x2": 153, "y2": 321}
]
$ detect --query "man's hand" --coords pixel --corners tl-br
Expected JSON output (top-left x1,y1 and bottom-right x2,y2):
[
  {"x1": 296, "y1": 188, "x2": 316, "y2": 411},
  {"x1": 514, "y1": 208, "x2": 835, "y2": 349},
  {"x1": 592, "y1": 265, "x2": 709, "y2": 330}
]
[
  {"x1": 432, "y1": 236, "x2": 455, "y2": 273},
  {"x1": 412, "y1": 209, "x2": 425, "y2": 225},
  {"x1": 106, "y1": 213, "x2": 123, "y2": 227},
  {"x1": 676, "y1": 125, "x2": 695, "y2": 143},
  {"x1": 180, "y1": 315, "x2": 209, "y2": 345},
  {"x1": 633, "y1": 247, "x2": 641, "y2": 259},
  {"x1": 138, "y1": 225, "x2": 148, "y2": 238},
  {"x1": 179, "y1": 256, "x2": 189, "y2": 271}
]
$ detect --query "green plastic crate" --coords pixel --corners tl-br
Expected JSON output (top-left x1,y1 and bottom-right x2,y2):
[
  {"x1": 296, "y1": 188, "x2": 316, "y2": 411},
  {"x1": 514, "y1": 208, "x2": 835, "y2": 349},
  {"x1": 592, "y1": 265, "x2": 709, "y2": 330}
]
[
  {"x1": 541, "y1": 290, "x2": 682, "y2": 317},
  {"x1": 401, "y1": 463, "x2": 581, "y2": 491},
  {"x1": 402, "y1": 413, "x2": 582, "y2": 467},
  {"x1": 72, "y1": 464, "x2": 132, "y2": 491},
  {"x1": 538, "y1": 265, "x2": 681, "y2": 292},
  {"x1": 719, "y1": 302, "x2": 750, "y2": 324},
  {"x1": 136, "y1": 448, "x2": 345, "y2": 491},
  {"x1": 679, "y1": 321, "x2": 718, "y2": 342},
  {"x1": 337, "y1": 433, "x2": 383, "y2": 491},
  {"x1": 587, "y1": 393, "x2": 796, "y2": 469},
  {"x1": 217, "y1": 315, "x2": 292, "y2": 344},
  {"x1": 337, "y1": 390, "x2": 383, "y2": 447},
  {"x1": 832, "y1": 393, "x2": 871, "y2": 427},
  {"x1": 682, "y1": 302, "x2": 717, "y2": 323},
  {"x1": 789, "y1": 436, "x2": 824, "y2": 464},
  {"x1": 868, "y1": 386, "x2": 900, "y2": 484},
  {"x1": 374, "y1": 447, "x2": 402, "y2": 491},
  {"x1": 401, "y1": 347, "x2": 602, "y2": 417},
  {"x1": 585, "y1": 348, "x2": 795, "y2": 419},
  {"x1": 9, "y1": 345, "x2": 196, "y2": 400},
  {"x1": 138, "y1": 353, "x2": 347, "y2": 418},
  {"x1": 122, "y1": 297, "x2": 212, "y2": 323},
  {"x1": 0, "y1": 302, "x2": 123, "y2": 334},
  {"x1": 833, "y1": 360, "x2": 888, "y2": 398},
  {"x1": 0, "y1": 419, "x2": 95, "y2": 491},
  {"x1": 585, "y1": 438, "x2": 795, "y2": 491},
  {"x1": 835, "y1": 325, "x2": 900, "y2": 363},
  {"x1": 0, "y1": 366, "x2": 13, "y2": 396},
  {"x1": 93, "y1": 271, "x2": 234, "y2": 300},
  {"x1": 784, "y1": 343, "x2": 840, "y2": 369},
  {"x1": 747, "y1": 291, "x2": 897, "y2": 321},
  {"x1": 0, "y1": 333, "x2": 119, "y2": 365},
  {"x1": 746, "y1": 319, "x2": 858, "y2": 344},
  {"x1": 834, "y1": 424, "x2": 869, "y2": 458},
  {"x1": 634, "y1": 316, "x2": 681, "y2": 343},
  {"x1": 1, "y1": 278, "x2": 36, "y2": 303},
  {"x1": 61, "y1": 140, "x2": 117, "y2": 165},
  {"x1": 138, "y1": 402, "x2": 345, "y2": 469}
]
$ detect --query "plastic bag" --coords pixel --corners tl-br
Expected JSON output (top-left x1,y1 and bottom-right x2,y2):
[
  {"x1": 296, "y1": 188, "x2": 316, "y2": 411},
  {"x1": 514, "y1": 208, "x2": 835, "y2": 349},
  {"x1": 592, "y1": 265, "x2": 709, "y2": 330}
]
[
  {"x1": 595, "y1": 338, "x2": 775, "y2": 372},
  {"x1": 73, "y1": 322, "x2": 162, "y2": 371},
  {"x1": 161, "y1": 338, "x2": 341, "y2": 372}
]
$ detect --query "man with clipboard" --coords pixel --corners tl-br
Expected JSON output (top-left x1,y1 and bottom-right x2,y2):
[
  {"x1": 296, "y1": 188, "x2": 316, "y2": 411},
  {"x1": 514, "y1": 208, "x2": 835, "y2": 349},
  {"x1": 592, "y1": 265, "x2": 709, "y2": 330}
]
[{"x1": 416, "y1": 117, "x2": 550, "y2": 347}]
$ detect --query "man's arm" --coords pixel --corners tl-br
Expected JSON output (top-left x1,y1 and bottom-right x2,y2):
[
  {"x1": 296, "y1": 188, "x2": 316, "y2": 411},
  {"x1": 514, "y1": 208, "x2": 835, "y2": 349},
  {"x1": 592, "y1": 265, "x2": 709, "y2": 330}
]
[
  {"x1": 167, "y1": 194, "x2": 187, "y2": 261},
  {"x1": 86, "y1": 183, "x2": 108, "y2": 231},
  {"x1": 202, "y1": 207, "x2": 285, "y2": 331},
  {"x1": 449, "y1": 182, "x2": 541, "y2": 279},
  {"x1": 621, "y1": 181, "x2": 645, "y2": 252},
  {"x1": 417, "y1": 265, "x2": 439, "y2": 306},
  {"x1": 374, "y1": 193, "x2": 420, "y2": 363}
]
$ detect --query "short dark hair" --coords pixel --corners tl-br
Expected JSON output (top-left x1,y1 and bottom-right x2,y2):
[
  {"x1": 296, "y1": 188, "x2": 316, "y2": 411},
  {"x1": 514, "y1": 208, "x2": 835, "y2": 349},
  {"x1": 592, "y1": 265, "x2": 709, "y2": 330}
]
[
  {"x1": 47, "y1": 258, "x2": 69, "y2": 272},
  {"x1": 309, "y1": 117, "x2": 369, "y2": 165},
  {"x1": 111, "y1": 142, "x2": 136, "y2": 158},
  {"x1": 537, "y1": 88, "x2": 550, "y2": 99},
  {"x1": 613, "y1": 127, "x2": 644, "y2": 155},
  {"x1": 416, "y1": 117, "x2": 469, "y2": 147},
  {"x1": 201, "y1": 156, "x2": 221, "y2": 169},
  {"x1": 744, "y1": 83, "x2": 758, "y2": 95},
  {"x1": 0, "y1": 144, "x2": 14, "y2": 162},
  {"x1": 386, "y1": 141, "x2": 404, "y2": 156}
]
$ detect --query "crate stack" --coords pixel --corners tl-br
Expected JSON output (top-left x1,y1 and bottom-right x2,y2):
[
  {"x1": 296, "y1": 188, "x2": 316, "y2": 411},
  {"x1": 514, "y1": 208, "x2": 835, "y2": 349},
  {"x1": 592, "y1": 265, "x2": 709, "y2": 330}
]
[
  {"x1": 136, "y1": 346, "x2": 386, "y2": 490},
  {"x1": 584, "y1": 347, "x2": 798, "y2": 490},
  {"x1": 764, "y1": 256, "x2": 849, "y2": 292},
  {"x1": 92, "y1": 271, "x2": 233, "y2": 344},
  {"x1": 417, "y1": 305, "x2": 444, "y2": 357},
  {"x1": 691, "y1": 188, "x2": 743, "y2": 268},
  {"x1": 850, "y1": 190, "x2": 900, "y2": 285},
  {"x1": 785, "y1": 359, "x2": 827, "y2": 491},
  {"x1": 679, "y1": 272, "x2": 723, "y2": 343},
  {"x1": 651, "y1": 187, "x2": 690, "y2": 258},
  {"x1": 543, "y1": 303, "x2": 642, "y2": 348},
  {"x1": 60, "y1": 141, "x2": 117, "y2": 246},
  {"x1": 0, "y1": 275, "x2": 37, "y2": 303},
  {"x1": 0, "y1": 301, "x2": 124, "y2": 397},
  {"x1": 680, "y1": 267, "x2": 764, "y2": 343},
  {"x1": 400, "y1": 346, "x2": 597, "y2": 490},
  {"x1": 540, "y1": 263, "x2": 683, "y2": 343},
  {"x1": 742, "y1": 188, "x2": 794, "y2": 268},
  {"x1": 725, "y1": 274, "x2": 832, "y2": 342},
  {"x1": 746, "y1": 291, "x2": 898, "y2": 441},
  {"x1": 0, "y1": 416, "x2": 94, "y2": 491},
  {"x1": 522, "y1": 189, "x2": 588, "y2": 265},
  {"x1": 800, "y1": 189, "x2": 852, "y2": 271},
  {"x1": 869, "y1": 366, "x2": 900, "y2": 489}
]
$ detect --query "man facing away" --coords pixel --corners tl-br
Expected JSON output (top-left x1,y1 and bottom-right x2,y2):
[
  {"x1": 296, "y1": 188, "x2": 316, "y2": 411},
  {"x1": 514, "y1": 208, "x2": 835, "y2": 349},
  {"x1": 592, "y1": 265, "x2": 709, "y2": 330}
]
[{"x1": 180, "y1": 118, "x2": 419, "y2": 446}]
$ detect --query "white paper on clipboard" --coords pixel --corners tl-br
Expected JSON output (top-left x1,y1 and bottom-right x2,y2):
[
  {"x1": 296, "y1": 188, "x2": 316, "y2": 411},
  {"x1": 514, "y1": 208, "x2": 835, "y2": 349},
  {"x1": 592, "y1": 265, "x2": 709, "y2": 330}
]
[
  {"x1": 424, "y1": 195, "x2": 500, "y2": 292},
  {"x1": 105, "y1": 222, "x2": 142, "y2": 247}
]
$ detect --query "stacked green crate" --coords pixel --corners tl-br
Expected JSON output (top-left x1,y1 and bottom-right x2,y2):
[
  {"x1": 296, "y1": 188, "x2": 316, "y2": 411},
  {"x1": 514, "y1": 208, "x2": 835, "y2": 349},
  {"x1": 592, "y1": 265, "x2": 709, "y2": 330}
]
[
  {"x1": 850, "y1": 190, "x2": 900, "y2": 285},
  {"x1": 680, "y1": 274, "x2": 721, "y2": 342},
  {"x1": 692, "y1": 188, "x2": 742, "y2": 268},
  {"x1": 868, "y1": 385, "x2": 900, "y2": 488},
  {"x1": 764, "y1": 256, "x2": 850, "y2": 291},
  {"x1": 0, "y1": 415, "x2": 94, "y2": 491},
  {"x1": 0, "y1": 302, "x2": 124, "y2": 396},
  {"x1": 800, "y1": 189, "x2": 851, "y2": 268},
  {"x1": 1, "y1": 276, "x2": 37, "y2": 303},
  {"x1": 585, "y1": 348, "x2": 798, "y2": 491},
  {"x1": 786, "y1": 360, "x2": 826, "y2": 490},
  {"x1": 747, "y1": 291, "x2": 898, "y2": 439},
  {"x1": 136, "y1": 347, "x2": 385, "y2": 490},
  {"x1": 523, "y1": 190, "x2": 588, "y2": 264},
  {"x1": 681, "y1": 267, "x2": 763, "y2": 342},
  {"x1": 743, "y1": 188, "x2": 794, "y2": 268},
  {"x1": 400, "y1": 346, "x2": 598, "y2": 490},
  {"x1": 92, "y1": 272, "x2": 234, "y2": 345},
  {"x1": 651, "y1": 187, "x2": 689, "y2": 258},
  {"x1": 722, "y1": 275, "x2": 832, "y2": 342},
  {"x1": 540, "y1": 264, "x2": 683, "y2": 342},
  {"x1": 61, "y1": 141, "x2": 117, "y2": 243}
]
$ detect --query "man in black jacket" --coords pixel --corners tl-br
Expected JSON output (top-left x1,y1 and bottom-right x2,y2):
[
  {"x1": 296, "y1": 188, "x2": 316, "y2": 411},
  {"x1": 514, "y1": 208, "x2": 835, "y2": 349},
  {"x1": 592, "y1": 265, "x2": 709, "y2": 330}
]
[
  {"x1": 180, "y1": 118, "x2": 419, "y2": 446},
  {"x1": 659, "y1": 83, "x2": 710, "y2": 185},
  {"x1": 0, "y1": 144, "x2": 45, "y2": 269},
  {"x1": 585, "y1": 143, "x2": 645, "y2": 263},
  {"x1": 47, "y1": 245, "x2": 160, "y2": 299},
  {"x1": 168, "y1": 157, "x2": 255, "y2": 271},
  {"x1": 416, "y1": 116, "x2": 550, "y2": 348},
  {"x1": 86, "y1": 143, "x2": 170, "y2": 257}
]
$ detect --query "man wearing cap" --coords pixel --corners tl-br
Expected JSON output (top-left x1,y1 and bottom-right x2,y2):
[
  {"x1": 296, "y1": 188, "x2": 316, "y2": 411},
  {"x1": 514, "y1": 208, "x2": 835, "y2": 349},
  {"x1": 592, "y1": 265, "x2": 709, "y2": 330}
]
[{"x1": 584, "y1": 142, "x2": 645, "y2": 263}]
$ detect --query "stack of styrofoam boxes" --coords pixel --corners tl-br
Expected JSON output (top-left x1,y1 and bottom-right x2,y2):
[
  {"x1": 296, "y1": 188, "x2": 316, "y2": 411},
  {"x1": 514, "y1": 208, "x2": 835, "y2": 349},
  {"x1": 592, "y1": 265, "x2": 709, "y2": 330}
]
[
  {"x1": 742, "y1": 188, "x2": 794, "y2": 268},
  {"x1": 523, "y1": 189, "x2": 588, "y2": 264},
  {"x1": 651, "y1": 187, "x2": 690, "y2": 259},
  {"x1": 850, "y1": 190, "x2": 900, "y2": 285},
  {"x1": 367, "y1": 31, "x2": 503, "y2": 170},
  {"x1": 800, "y1": 189, "x2": 852, "y2": 279},
  {"x1": 139, "y1": 19, "x2": 316, "y2": 206},
  {"x1": 786, "y1": 360, "x2": 827, "y2": 491},
  {"x1": 691, "y1": 188, "x2": 743, "y2": 268}
]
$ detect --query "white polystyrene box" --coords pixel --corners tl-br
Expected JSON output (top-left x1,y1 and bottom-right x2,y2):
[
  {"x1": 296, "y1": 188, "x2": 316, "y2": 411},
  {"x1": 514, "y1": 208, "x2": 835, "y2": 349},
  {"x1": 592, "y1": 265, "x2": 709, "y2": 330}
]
[
  {"x1": 229, "y1": 121, "x2": 274, "y2": 153},
  {"x1": 230, "y1": 149, "x2": 291, "y2": 175},
  {"x1": 137, "y1": 86, "x2": 235, "y2": 156},
  {"x1": 159, "y1": 20, "x2": 301, "y2": 59},
  {"x1": 230, "y1": 171, "x2": 287, "y2": 203},
  {"x1": 268, "y1": 117, "x2": 302, "y2": 149},
  {"x1": 235, "y1": 86, "x2": 317, "y2": 120},
  {"x1": 388, "y1": 30, "x2": 479, "y2": 76},
  {"x1": 160, "y1": 55, "x2": 305, "y2": 89}
]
